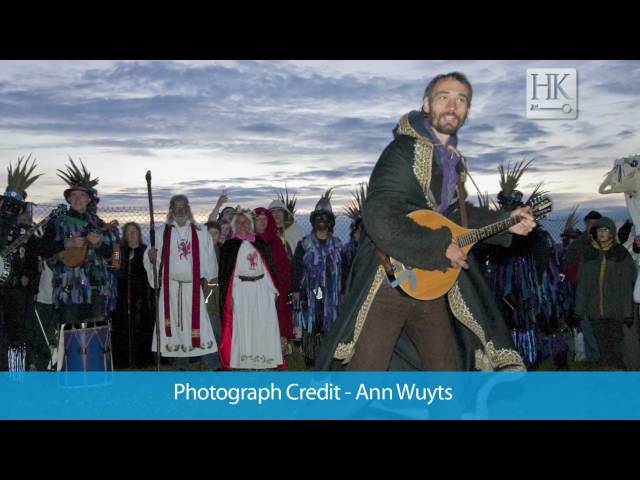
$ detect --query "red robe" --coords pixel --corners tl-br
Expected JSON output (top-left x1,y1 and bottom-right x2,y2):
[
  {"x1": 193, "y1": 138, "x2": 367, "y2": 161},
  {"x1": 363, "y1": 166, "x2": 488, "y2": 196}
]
[{"x1": 254, "y1": 208, "x2": 294, "y2": 339}]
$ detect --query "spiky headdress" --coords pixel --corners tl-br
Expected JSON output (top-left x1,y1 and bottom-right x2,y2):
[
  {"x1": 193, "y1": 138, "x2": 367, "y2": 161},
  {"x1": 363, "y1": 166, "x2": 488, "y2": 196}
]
[
  {"x1": 310, "y1": 188, "x2": 335, "y2": 228},
  {"x1": 560, "y1": 205, "x2": 581, "y2": 238},
  {"x1": 343, "y1": 183, "x2": 367, "y2": 221},
  {"x1": 476, "y1": 190, "x2": 497, "y2": 211},
  {"x1": 314, "y1": 188, "x2": 333, "y2": 213},
  {"x1": 4, "y1": 154, "x2": 42, "y2": 202},
  {"x1": 498, "y1": 159, "x2": 534, "y2": 197},
  {"x1": 57, "y1": 157, "x2": 99, "y2": 203},
  {"x1": 275, "y1": 185, "x2": 298, "y2": 216},
  {"x1": 497, "y1": 159, "x2": 536, "y2": 209}
]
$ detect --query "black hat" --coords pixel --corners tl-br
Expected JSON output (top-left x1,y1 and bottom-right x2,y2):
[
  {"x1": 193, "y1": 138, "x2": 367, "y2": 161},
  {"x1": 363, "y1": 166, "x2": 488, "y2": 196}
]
[
  {"x1": 310, "y1": 188, "x2": 335, "y2": 228},
  {"x1": 584, "y1": 210, "x2": 602, "y2": 221}
]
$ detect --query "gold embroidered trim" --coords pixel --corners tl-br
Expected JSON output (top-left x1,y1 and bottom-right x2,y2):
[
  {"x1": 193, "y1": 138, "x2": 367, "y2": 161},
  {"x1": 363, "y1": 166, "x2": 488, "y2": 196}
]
[
  {"x1": 448, "y1": 282, "x2": 525, "y2": 371},
  {"x1": 396, "y1": 114, "x2": 436, "y2": 207},
  {"x1": 486, "y1": 341, "x2": 526, "y2": 371},
  {"x1": 413, "y1": 140, "x2": 435, "y2": 207},
  {"x1": 474, "y1": 349, "x2": 493, "y2": 372},
  {"x1": 448, "y1": 282, "x2": 487, "y2": 344},
  {"x1": 396, "y1": 113, "x2": 418, "y2": 138},
  {"x1": 334, "y1": 265, "x2": 386, "y2": 362}
]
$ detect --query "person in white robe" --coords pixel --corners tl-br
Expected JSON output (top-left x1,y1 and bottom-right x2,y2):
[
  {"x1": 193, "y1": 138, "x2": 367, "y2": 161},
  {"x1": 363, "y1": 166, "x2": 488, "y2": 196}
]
[
  {"x1": 144, "y1": 195, "x2": 219, "y2": 369},
  {"x1": 218, "y1": 208, "x2": 282, "y2": 370}
]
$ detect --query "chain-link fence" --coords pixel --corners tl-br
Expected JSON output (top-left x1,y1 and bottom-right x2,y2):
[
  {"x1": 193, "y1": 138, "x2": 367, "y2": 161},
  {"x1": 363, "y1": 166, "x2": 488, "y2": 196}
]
[{"x1": 31, "y1": 203, "x2": 572, "y2": 247}]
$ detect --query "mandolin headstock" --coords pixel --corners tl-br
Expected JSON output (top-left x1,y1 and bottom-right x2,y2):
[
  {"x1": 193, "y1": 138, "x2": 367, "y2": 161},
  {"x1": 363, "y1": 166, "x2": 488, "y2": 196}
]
[{"x1": 527, "y1": 194, "x2": 553, "y2": 220}]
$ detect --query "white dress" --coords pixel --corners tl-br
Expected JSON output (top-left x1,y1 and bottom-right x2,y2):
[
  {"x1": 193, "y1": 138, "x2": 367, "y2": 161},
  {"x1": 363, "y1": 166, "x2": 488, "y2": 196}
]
[
  {"x1": 230, "y1": 241, "x2": 282, "y2": 369},
  {"x1": 144, "y1": 222, "x2": 219, "y2": 357}
]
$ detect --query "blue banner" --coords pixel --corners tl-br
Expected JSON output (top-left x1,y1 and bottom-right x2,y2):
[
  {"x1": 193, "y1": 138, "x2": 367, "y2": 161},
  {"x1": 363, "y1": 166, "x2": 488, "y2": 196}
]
[{"x1": 2, "y1": 372, "x2": 639, "y2": 420}]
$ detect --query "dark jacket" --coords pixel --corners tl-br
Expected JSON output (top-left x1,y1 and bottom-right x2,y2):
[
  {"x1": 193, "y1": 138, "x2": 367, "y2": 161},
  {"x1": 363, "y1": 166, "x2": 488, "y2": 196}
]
[{"x1": 575, "y1": 239, "x2": 636, "y2": 322}]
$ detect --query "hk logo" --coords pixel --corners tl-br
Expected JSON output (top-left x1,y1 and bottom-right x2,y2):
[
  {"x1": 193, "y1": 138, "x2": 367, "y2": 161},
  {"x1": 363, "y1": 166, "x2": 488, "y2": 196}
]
[{"x1": 527, "y1": 68, "x2": 577, "y2": 119}]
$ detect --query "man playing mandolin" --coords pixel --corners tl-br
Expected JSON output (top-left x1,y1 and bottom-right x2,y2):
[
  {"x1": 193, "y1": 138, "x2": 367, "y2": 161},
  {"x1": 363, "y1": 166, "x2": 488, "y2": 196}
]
[
  {"x1": 317, "y1": 72, "x2": 537, "y2": 372},
  {"x1": 41, "y1": 159, "x2": 116, "y2": 328}
]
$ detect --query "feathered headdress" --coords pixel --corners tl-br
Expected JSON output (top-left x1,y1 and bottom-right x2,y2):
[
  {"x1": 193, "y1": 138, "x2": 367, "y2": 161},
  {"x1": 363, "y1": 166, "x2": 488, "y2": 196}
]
[
  {"x1": 314, "y1": 188, "x2": 334, "y2": 214},
  {"x1": 343, "y1": 183, "x2": 368, "y2": 221},
  {"x1": 560, "y1": 205, "x2": 581, "y2": 238},
  {"x1": 4, "y1": 154, "x2": 43, "y2": 202},
  {"x1": 310, "y1": 188, "x2": 335, "y2": 228},
  {"x1": 476, "y1": 190, "x2": 497, "y2": 211},
  {"x1": 275, "y1": 185, "x2": 298, "y2": 216},
  {"x1": 498, "y1": 159, "x2": 534, "y2": 198},
  {"x1": 57, "y1": 157, "x2": 99, "y2": 202}
]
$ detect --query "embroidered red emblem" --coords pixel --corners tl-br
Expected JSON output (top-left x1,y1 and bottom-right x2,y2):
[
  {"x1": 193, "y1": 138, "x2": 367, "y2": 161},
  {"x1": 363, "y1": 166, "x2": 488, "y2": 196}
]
[
  {"x1": 178, "y1": 240, "x2": 192, "y2": 260},
  {"x1": 247, "y1": 251, "x2": 258, "y2": 270}
]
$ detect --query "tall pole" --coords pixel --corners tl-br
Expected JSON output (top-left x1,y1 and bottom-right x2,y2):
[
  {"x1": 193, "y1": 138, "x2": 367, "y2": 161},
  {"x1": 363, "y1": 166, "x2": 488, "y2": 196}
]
[{"x1": 146, "y1": 171, "x2": 161, "y2": 372}]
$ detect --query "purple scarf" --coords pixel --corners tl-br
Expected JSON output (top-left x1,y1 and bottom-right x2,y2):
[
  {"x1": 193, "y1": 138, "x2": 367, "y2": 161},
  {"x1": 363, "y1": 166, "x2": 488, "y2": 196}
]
[{"x1": 424, "y1": 119, "x2": 462, "y2": 213}]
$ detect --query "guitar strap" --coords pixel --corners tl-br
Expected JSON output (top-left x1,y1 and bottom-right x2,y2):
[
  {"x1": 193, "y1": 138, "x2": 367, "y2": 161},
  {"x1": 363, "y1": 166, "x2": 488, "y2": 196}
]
[{"x1": 457, "y1": 177, "x2": 469, "y2": 228}]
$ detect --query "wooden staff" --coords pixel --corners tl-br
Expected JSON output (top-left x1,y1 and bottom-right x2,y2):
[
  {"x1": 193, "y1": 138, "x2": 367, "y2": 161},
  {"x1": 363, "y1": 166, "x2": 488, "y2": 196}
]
[{"x1": 146, "y1": 171, "x2": 161, "y2": 372}]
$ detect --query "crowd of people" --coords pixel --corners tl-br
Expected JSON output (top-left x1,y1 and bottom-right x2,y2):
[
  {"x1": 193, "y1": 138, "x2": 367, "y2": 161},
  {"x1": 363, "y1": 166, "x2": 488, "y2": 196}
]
[
  {"x1": 0, "y1": 158, "x2": 362, "y2": 371},
  {"x1": 1, "y1": 71, "x2": 639, "y2": 372}
]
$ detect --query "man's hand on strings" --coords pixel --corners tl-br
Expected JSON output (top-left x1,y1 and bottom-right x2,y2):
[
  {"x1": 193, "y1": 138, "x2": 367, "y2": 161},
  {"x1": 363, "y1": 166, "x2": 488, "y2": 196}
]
[
  {"x1": 446, "y1": 243, "x2": 469, "y2": 270},
  {"x1": 509, "y1": 206, "x2": 536, "y2": 236}
]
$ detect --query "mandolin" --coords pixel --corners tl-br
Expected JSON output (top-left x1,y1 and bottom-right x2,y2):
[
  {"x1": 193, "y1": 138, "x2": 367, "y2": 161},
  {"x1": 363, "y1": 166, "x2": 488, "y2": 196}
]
[
  {"x1": 62, "y1": 219, "x2": 120, "y2": 268},
  {"x1": 387, "y1": 194, "x2": 553, "y2": 300}
]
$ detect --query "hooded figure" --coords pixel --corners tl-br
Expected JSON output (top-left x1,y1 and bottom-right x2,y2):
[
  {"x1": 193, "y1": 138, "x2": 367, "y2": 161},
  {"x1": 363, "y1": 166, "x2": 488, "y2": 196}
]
[
  {"x1": 574, "y1": 216, "x2": 638, "y2": 369},
  {"x1": 254, "y1": 207, "x2": 293, "y2": 343},
  {"x1": 218, "y1": 208, "x2": 282, "y2": 369}
]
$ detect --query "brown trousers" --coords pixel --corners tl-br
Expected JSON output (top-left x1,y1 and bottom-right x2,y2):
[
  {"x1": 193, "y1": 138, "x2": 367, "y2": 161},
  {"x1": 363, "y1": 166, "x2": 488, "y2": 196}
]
[{"x1": 347, "y1": 283, "x2": 462, "y2": 371}]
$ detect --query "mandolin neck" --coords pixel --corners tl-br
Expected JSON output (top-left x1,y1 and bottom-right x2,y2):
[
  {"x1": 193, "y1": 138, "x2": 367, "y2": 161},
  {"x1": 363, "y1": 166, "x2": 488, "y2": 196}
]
[
  {"x1": 0, "y1": 217, "x2": 48, "y2": 257},
  {"x1": 456, "y1": 215, "x2": 521, "y2": 247}
]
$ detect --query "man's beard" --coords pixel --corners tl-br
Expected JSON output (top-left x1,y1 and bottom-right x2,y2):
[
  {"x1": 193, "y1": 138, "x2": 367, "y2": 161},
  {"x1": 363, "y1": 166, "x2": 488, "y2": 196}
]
[
  {"x1": 430, "y1": 111, "x2": 466, "y2": 136},
  {"x1": 175, "y1": 213, "x2": 189, "y2": 225},
  {"x1": 429, "y1": 103, "x2": 467, "y2": 135}
]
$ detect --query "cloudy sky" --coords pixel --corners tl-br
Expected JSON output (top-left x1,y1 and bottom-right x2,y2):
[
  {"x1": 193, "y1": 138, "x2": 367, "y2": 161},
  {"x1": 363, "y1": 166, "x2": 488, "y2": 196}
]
[{"x1": 1, "y1": 60, "x2": 638, "y2": 222}]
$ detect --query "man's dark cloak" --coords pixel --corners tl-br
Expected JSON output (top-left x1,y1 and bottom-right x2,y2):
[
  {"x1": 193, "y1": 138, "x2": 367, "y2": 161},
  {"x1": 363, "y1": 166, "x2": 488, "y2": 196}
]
[{"x1": 315, "y1": 111, "x2": 525, "y2": 371}]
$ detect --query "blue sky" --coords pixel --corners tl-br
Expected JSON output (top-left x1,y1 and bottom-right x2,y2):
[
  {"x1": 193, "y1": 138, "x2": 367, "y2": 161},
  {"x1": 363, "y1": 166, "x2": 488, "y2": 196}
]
[{"x1": 1, "y1": 60, "x2": 638, "y2": 222}]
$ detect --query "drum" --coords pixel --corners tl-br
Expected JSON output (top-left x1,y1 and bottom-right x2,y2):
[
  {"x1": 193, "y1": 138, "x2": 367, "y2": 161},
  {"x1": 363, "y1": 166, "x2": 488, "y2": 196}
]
[{"x1": 62, "y1": 323, "x2": 113, "y2": 372}]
